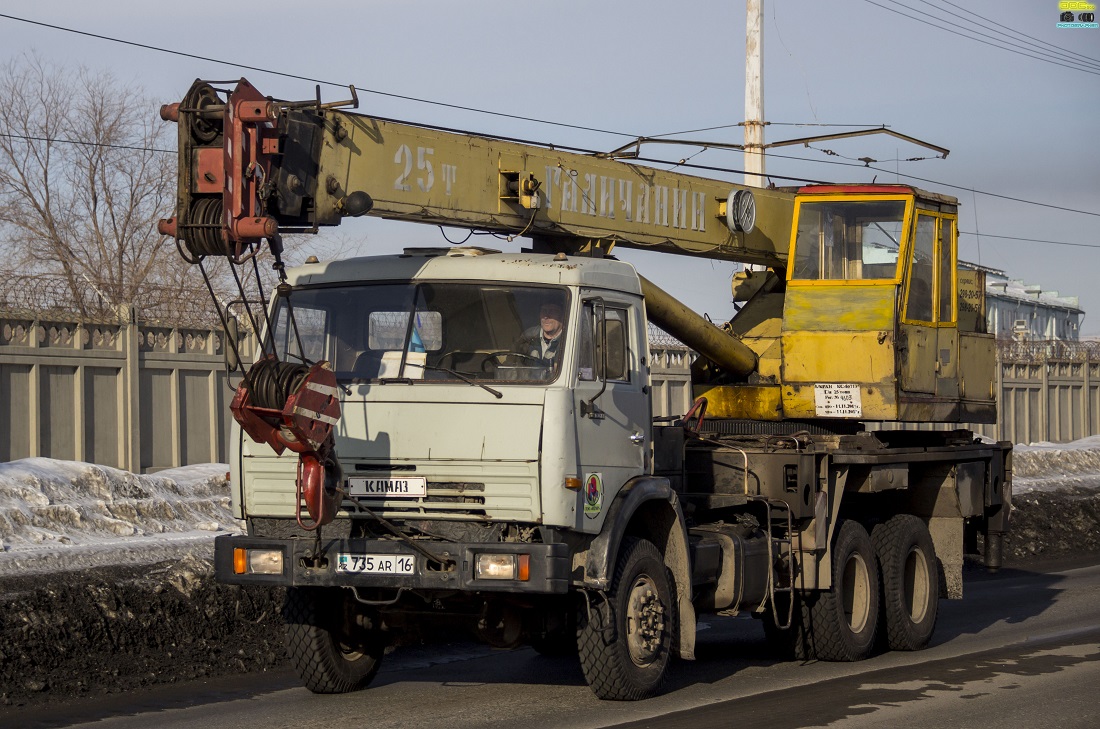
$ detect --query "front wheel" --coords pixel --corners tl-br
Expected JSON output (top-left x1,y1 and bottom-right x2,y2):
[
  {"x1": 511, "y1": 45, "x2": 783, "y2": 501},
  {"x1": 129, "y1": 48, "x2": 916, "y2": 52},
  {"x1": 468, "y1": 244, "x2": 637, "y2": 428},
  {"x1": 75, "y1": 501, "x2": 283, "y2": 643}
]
[
  {"x1": 578, "y1": 537, "x2": 673, "y2": 700},
  {"x1": 802, "y1": 520, "x2": 880, "y2": 661},
  {"x1": 283, "y1": 587, "x2": 385, "y2": 694},
  {"x1": 872, "y1": 514, "x2": 939, "y2": 651}
]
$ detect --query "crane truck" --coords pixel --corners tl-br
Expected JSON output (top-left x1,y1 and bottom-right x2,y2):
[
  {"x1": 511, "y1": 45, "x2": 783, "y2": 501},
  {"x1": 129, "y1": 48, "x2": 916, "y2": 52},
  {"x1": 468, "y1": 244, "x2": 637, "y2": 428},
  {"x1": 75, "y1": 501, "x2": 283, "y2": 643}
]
[{"x1": 158, "y1": 79, "x2": 1011, "y2": 701}]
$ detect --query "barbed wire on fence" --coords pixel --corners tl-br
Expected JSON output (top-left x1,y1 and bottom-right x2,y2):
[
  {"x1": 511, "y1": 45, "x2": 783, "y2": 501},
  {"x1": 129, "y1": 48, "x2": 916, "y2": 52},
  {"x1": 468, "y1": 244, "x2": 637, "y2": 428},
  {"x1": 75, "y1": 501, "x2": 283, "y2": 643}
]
[
  {"x1": 647, "y1": 323, "x2": 689, "y2": 349},
  {"x1": 997, "y1": 339, "x2": 1100, "y2": 363},
  {"x1": 0, "y1": 274, "x2": 228, "y2": 329}
]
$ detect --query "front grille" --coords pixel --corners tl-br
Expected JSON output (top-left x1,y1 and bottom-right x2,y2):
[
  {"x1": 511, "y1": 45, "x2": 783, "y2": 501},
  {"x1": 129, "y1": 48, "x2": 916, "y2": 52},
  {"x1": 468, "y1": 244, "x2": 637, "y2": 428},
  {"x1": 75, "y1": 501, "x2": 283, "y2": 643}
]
[
  {"x1": 346, "y1": 482, "x2": 488, "y2": 516},
  {"x1": 342, "y1": 466, "x2": 538, "y2": 521},
  {"x1": 244, "y1": 458, "x2": 539, "y2": 522}
]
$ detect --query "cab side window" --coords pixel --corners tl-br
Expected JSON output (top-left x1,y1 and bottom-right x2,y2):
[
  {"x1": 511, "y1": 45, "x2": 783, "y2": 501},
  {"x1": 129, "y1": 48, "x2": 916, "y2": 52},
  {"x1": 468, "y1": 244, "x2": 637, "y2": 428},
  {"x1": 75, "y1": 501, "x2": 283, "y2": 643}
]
[
  {"x1": 938, "y1": 218, "x2": 955, "y2": 324},
  {"x1": 578, "y1": 303, "x2": 630, "y2": 382},
  {"x1": 905, "y1": 215, "x2": 936, "y2": 323},
  {"x1": 904, "y1": 213, "x2": 956, "y2": 325},
  {"x1": 602, "y1": 310, "x2": 628, "y2": 381}
]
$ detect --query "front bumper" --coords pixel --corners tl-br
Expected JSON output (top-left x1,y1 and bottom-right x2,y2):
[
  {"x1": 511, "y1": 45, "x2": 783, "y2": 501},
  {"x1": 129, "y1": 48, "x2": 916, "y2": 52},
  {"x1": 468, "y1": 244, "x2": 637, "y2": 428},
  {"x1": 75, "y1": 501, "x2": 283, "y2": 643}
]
[{"x1": 213, "y1": 534, "x2": 571, "y2": 594}]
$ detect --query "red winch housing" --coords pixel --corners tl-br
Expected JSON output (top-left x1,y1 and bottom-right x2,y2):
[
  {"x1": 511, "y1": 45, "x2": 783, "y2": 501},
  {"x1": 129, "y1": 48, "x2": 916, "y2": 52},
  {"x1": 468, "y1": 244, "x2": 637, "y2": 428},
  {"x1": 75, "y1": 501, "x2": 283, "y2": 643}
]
[{"x1": 230, "y1": 358, "x2": 343, "y2": 529}]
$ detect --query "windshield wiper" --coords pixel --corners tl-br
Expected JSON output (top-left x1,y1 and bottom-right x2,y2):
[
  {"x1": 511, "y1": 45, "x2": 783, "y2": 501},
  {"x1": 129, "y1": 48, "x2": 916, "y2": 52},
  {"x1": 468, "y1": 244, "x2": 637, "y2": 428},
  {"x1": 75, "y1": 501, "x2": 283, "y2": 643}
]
[{"x1": 420, "y1": 365, "x2": 503, "y2": 399}]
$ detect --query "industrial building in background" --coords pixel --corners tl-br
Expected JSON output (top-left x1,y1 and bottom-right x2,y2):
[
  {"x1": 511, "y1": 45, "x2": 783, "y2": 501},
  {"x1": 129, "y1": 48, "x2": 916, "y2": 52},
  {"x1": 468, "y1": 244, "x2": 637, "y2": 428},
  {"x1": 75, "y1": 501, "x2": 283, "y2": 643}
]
[{"x1": 968, "y1": 263, "x2": 1085, "y2": 341}]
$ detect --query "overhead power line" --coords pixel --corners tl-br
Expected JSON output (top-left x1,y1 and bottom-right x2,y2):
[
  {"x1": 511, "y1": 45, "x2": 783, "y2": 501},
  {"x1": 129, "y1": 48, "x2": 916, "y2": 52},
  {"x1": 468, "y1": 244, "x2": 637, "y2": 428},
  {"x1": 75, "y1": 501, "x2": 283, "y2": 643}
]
[
  {"x1": 1, "y1": 12, "x2": 1097, "y2": 223},
  {"x1": 4, "y1": 120, "x2": 1098, "y2": 223},
  {"x1": 861, "y1": 164, "x2": 1100, "y2": 218},
  {"x1": 0, "y1": 131, "x2": 172, "y2": 154},
  {"x1": 934, "y1": 0, "x2": 1100, "y2": 67},
  {"x1": 0, "y1": 12, "x2": 639, "y2": 139},
  {"x1": 4, "y1": 128, "x2": 1096, "y2": 249},
  {"x1": 960, "y1": 231, "x2": 1100, "y2": 250},
  {"x1": 862, "y1": 0, "x2": 1100, "y2": 76},
  {"x1": 923, "y1": 0, "x2": 1100, "y2": 69},
  {"x1": 907, "y1": 0, "x2": 1100, "y2": 72}
]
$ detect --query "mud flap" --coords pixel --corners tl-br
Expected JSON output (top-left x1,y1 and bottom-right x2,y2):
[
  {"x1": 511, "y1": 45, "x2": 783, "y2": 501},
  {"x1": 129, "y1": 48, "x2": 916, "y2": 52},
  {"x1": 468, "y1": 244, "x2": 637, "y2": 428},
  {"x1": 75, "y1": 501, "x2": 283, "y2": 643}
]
[{"x1": 678, "y1": 592, "x2": 696, "y2": 660}]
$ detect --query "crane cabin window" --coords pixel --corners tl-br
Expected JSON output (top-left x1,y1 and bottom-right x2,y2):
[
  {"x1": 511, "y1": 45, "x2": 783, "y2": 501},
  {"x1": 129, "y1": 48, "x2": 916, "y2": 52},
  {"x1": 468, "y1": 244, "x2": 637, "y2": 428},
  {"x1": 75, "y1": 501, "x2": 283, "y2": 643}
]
[
  {"x1": 905, "y1": 215, "x2": 936, "y2": 323},
  {"x1": 902, "y1": 212, "x2": 956, "y2": 325},
  {"x1": 791, "y1": 199, "x2": 908, "y2": 281}
]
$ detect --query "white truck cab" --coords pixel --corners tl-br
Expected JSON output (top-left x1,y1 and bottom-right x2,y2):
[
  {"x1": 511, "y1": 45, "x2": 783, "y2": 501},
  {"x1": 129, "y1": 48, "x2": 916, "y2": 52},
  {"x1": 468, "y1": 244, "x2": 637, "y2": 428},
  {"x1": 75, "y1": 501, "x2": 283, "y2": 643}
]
[{"x1": 234, "y1": 247, "x2": 653, "y2": 538}]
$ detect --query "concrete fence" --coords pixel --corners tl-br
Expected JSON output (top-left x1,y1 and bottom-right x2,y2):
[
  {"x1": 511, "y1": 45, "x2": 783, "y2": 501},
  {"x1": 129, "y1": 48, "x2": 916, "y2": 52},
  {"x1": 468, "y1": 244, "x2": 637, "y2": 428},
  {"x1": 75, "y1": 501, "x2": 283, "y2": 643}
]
[
  {"x1": 0, "y1": 308, "x2": 251, "y2": 472},
  {"x1": 648, "y1": 343, "x2": 695, "y2": 421},
  {"x1": 993, "y1": 341, "x2": 1100, "y2": 444},
  {"x1": 1, "y1": 306, "x2": 1096, "y2": 472}
]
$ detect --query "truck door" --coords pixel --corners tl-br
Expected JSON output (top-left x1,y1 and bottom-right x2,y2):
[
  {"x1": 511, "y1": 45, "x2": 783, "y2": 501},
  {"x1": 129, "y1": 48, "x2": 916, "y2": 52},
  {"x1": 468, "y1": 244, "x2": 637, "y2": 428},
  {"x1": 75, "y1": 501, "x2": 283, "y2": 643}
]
[
  {"x1": 900, "y1": 213, "x2": 939, "y2": 394},
  {"x1": 900, "y1": 212, "x2": 959, "y2": 398},
  {"x1": 935, "y1": 216, "x2": 959, "y2": 399},
  {"x1": 572, "y1": 296, "x2": 650, "y2": 529}
]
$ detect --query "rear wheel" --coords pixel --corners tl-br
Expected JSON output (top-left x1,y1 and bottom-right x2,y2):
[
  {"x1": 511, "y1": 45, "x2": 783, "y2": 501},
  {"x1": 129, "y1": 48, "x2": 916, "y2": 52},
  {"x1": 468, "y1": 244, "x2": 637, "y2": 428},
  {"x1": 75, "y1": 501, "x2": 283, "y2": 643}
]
[
  {"x1": 283, "y1": 587, "x2": 385, "y2": 694},
  {"x1": 801, "y1": 520, "x2": 880, "y2": 661},
  {"x1": 578, "y1": 537, "x2": 673, "y2": 700},
  {"x1": 872, "y1": 514, "x2": 939, "y2": 651}
]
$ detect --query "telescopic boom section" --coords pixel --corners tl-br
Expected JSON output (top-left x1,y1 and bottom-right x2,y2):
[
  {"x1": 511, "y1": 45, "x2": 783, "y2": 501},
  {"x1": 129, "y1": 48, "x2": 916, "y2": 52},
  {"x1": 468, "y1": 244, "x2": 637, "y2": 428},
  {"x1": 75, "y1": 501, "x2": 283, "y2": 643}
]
[
  {"x1": 639, "y1": 275, "x2": 757, "y2": 377},
  {"x1": 158, "y1": 79, "x2": 796, "y2": 268}
]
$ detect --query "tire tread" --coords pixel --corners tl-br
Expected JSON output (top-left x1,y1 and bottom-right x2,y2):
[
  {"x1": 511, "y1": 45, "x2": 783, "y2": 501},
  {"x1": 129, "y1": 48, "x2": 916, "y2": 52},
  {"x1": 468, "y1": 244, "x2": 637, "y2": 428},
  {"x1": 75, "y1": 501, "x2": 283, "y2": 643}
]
[
  {"x1": 577, "y1": 537, "x2": 671, "y2": 701},
  {"x1": 801, "y1": 520, "x2": 880, "y2": 662},
  {"x1": 872, "y1": 514, "x2": 939, "y2": 651},
  {"x1": 283, "y1": 587, "x2": 381, "y2": 694}
]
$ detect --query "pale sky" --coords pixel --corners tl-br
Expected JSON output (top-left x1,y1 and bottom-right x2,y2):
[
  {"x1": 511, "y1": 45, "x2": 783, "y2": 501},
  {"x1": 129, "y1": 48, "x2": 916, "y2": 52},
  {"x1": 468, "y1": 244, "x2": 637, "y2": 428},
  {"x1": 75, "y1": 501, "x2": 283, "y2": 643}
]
[{"x1": 1, "y1": 0, "x2": 1097, "y2": 333}]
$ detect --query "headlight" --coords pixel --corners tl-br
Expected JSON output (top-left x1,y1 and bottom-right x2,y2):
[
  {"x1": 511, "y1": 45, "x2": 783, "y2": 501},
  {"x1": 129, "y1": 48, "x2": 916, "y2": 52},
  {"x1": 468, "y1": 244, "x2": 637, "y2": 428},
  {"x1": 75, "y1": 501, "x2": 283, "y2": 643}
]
[
  {"x1": 475, "y1": 553, "x2": 530, "y2": 581},
  {"x1": 233, "y1": 548, "x2": 284, "y2": 575}
]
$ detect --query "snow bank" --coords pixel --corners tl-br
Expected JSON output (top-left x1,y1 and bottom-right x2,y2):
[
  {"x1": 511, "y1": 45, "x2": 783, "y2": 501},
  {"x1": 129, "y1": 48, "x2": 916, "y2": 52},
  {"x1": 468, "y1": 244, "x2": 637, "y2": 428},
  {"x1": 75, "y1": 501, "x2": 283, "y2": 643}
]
[
  {"x1": 1, "y1": 434, "x2": 1099, "y2": 573},
  {"x1": 0, "y1": 458, "x2": 242, "y2": 574},
  {"x1": 1012, "y1": 435, "x2": 1100, "y2": 493}
]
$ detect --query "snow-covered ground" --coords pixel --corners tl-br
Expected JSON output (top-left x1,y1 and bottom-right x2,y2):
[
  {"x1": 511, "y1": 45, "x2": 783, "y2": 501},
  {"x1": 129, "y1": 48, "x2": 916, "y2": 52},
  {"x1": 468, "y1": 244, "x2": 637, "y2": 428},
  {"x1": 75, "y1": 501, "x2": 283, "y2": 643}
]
[
  {"x1": 0, "y1": 459, "x2": 242, "y2": 575},
  {"x1": 1012, "y1": 435, "x2": 1100, "y2": 493},
  {"x1": 2, "y1": 436, "x2": 1099, "y2": 576}
]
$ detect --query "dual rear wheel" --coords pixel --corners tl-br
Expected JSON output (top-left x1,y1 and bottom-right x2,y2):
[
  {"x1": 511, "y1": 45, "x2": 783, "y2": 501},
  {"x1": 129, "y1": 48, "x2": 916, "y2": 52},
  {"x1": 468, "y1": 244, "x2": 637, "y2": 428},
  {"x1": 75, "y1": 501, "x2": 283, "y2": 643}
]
[
  {"x1": 873, "y1": 514, "x2": 940, "y2": 651},
  {"x1": 769, "y1": 515, "x2": 938, "y2": 661}
]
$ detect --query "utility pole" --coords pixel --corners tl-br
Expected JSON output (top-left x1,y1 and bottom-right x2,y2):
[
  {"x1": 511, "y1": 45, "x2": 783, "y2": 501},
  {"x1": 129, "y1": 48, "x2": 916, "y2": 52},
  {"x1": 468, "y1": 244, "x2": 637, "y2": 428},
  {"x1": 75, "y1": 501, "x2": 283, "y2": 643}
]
[{"x1": 745, "y1": 0, "x2": 765, "y2": 187}]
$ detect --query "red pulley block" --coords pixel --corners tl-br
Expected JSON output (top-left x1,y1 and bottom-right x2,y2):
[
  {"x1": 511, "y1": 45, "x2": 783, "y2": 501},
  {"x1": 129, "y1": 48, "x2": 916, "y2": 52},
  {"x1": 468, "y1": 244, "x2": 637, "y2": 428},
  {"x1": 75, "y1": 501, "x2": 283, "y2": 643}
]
[{"x1": 297, "y1": 452, "x2": 338, "y2": 529}]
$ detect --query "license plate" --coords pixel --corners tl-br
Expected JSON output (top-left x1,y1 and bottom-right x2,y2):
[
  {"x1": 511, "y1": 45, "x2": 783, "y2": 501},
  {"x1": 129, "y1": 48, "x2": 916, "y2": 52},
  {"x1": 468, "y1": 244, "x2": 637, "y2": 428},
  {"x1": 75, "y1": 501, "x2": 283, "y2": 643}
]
[
  {"x1": 347, "y1": 476, "x2": 427, "y2": 498},
  {"x1": 336, "y1": 553, "x2": 416, "y2": 574}
]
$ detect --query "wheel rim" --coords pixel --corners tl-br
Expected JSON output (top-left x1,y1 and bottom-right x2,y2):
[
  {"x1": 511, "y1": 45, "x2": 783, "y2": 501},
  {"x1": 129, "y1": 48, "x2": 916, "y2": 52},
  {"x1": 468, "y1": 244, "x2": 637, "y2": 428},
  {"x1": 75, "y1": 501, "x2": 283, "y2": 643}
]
[
  {"x1": 335, "y1": 639, "x2": 362, "y2": 661},
  {"x1": 842, "y1": 552, "x2": 871, "y2": 634},
  {"x1": 625, "y1": 573, "x2": 666, "y2": 666},
  {"x1": 903, "y1": 545, "x2": 931, "y2": 623}
]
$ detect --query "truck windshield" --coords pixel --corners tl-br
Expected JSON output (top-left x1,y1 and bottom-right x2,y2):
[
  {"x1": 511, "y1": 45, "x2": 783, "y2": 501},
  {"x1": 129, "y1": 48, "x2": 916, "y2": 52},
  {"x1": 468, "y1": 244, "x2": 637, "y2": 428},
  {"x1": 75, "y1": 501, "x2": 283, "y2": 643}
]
[
  {"x1": 791, "y1": 199, "x2": 908, "y2": 281},
  {"x1": 267, "y1": 282, "x2": 570, "y2": 385}
]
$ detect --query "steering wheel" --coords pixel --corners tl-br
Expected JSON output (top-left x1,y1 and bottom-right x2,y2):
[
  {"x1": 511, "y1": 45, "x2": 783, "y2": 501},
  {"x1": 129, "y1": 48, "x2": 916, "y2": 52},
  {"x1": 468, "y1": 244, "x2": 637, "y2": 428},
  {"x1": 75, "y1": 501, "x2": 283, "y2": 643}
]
[{"x1": 481, "y1": 350, "x2": 545, "y2": 372}]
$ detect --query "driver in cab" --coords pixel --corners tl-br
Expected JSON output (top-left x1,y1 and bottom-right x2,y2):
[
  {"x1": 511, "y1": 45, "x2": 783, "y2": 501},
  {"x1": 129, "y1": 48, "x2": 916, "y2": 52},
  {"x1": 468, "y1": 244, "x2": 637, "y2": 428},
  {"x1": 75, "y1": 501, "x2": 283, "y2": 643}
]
[{"x1": 516, "y1": 301, "x2": 565, "y2": 368}]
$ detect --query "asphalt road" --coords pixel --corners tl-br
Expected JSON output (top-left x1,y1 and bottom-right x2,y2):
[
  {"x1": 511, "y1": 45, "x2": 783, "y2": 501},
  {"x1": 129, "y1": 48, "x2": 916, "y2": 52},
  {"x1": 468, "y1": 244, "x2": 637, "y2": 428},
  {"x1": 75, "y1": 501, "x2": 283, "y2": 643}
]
[{"x1": 10, "y1": 558, "x2": 1100, "y2": 729}]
